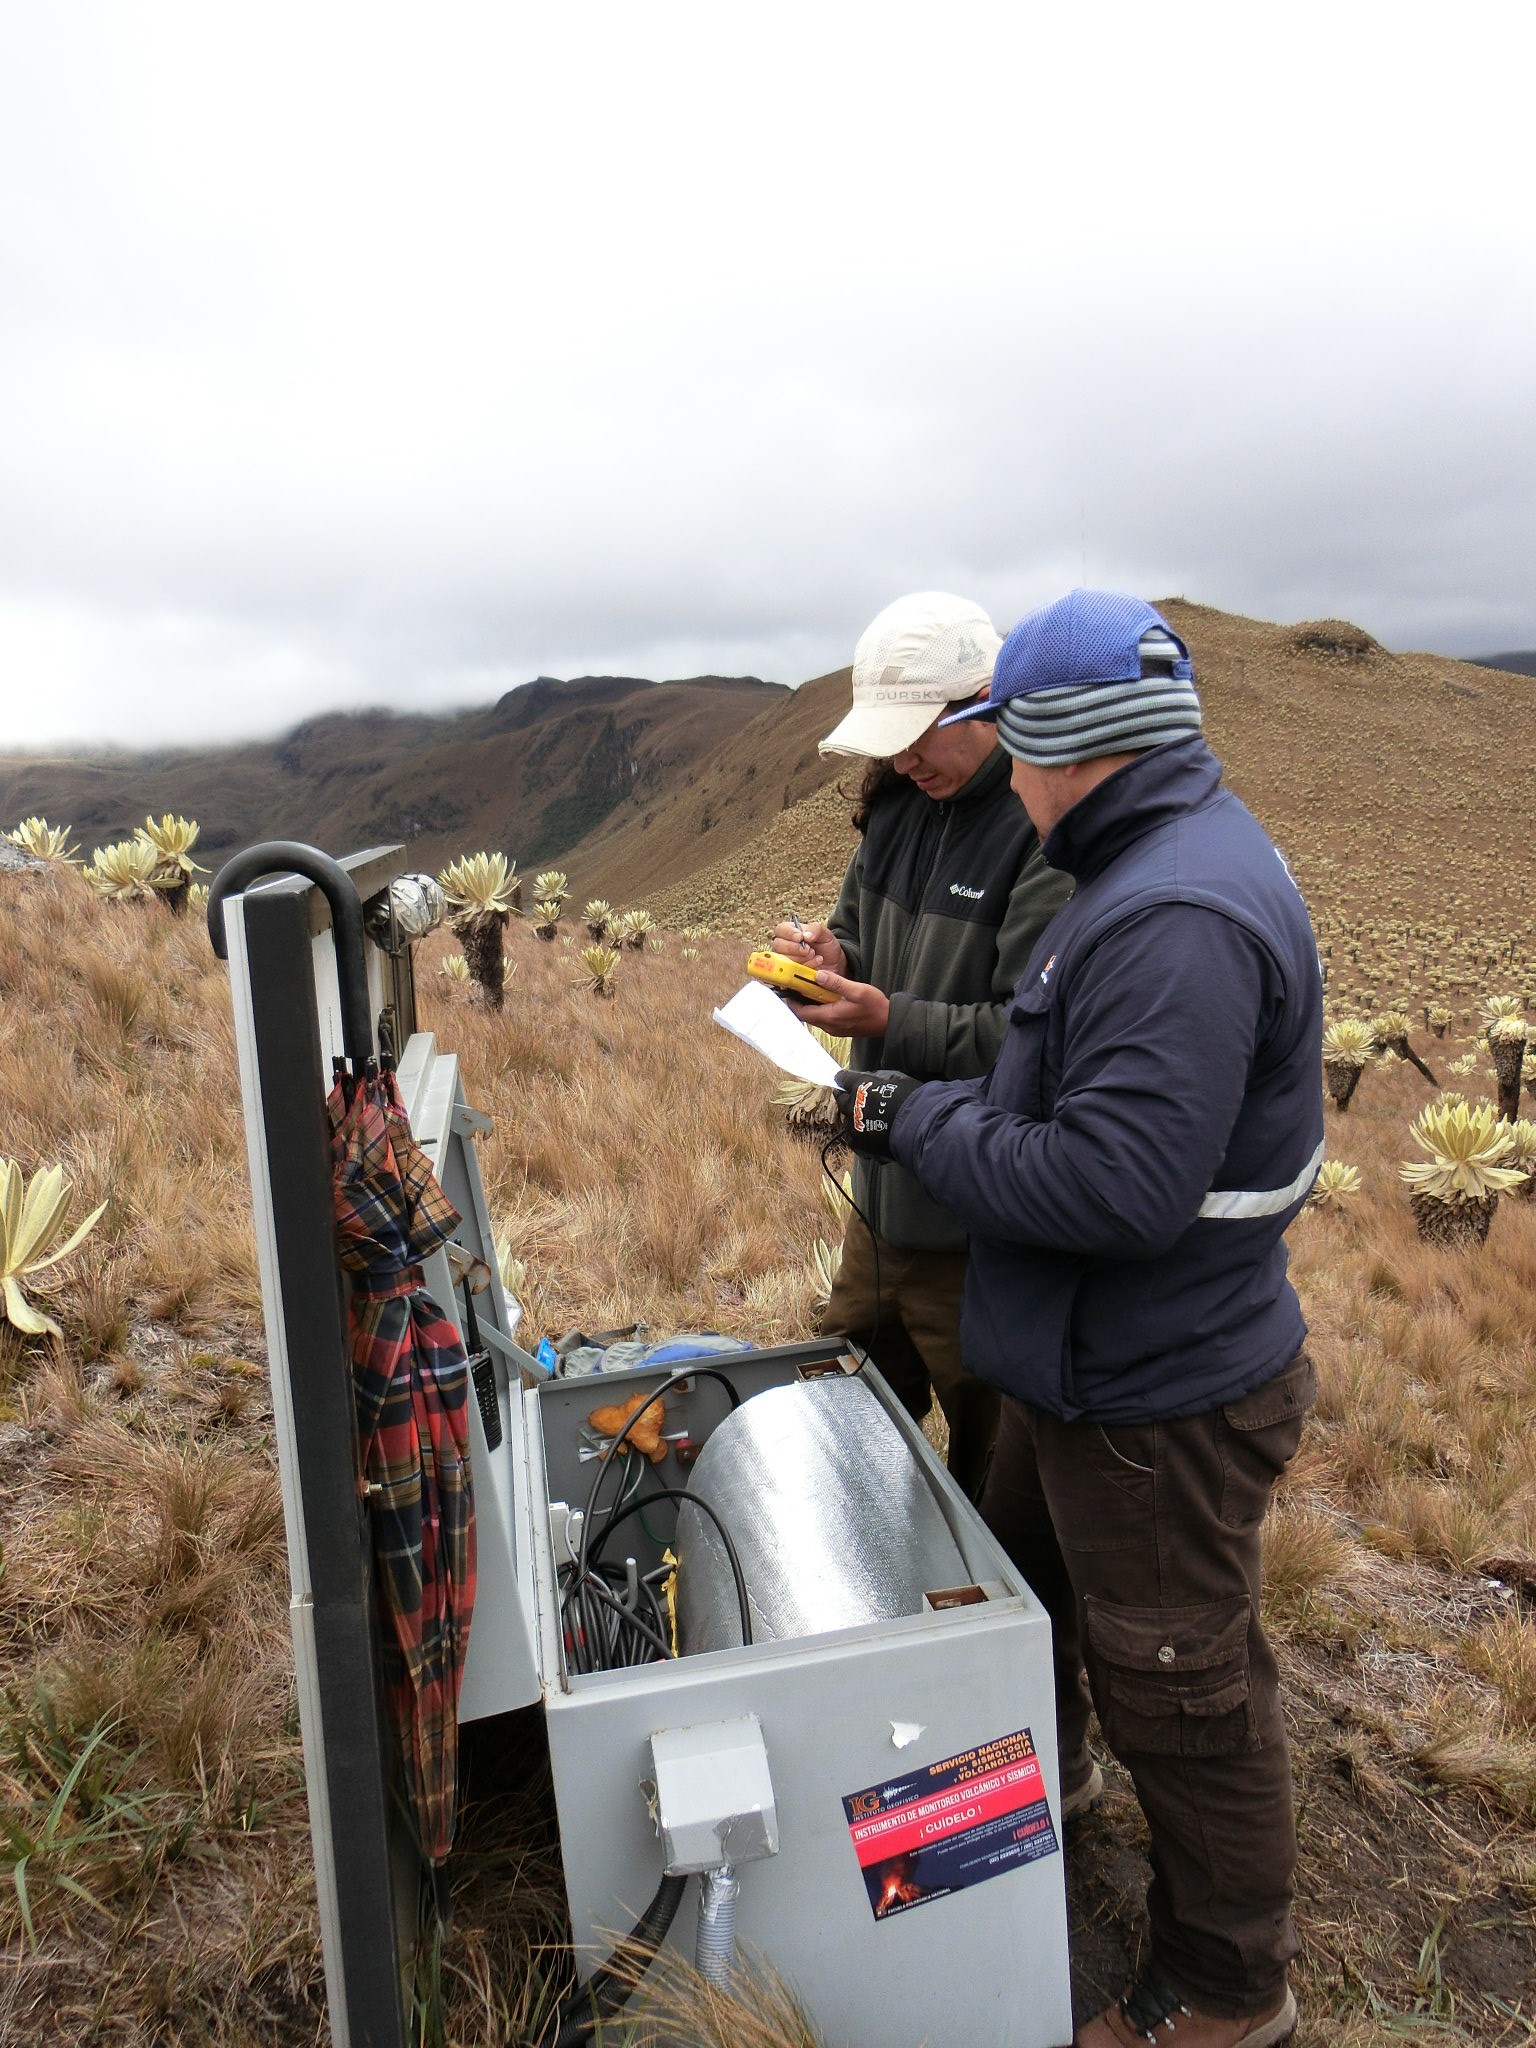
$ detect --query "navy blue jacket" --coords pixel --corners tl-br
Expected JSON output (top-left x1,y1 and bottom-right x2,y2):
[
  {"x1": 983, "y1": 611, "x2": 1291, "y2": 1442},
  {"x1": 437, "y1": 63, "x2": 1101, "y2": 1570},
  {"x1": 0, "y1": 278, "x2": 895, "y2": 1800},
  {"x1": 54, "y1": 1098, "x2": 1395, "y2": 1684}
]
[{"x1": 892, "y1": 737, "x2": 1324, "y2": 1422}]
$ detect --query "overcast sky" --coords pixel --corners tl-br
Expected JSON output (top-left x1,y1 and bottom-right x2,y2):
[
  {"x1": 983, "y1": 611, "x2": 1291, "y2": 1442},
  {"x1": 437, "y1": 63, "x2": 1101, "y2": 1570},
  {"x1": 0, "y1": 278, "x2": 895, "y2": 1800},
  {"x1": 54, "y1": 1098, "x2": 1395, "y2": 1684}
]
[{"x1": 2, "y1": 3, "x2": 1533, "y2": 750}]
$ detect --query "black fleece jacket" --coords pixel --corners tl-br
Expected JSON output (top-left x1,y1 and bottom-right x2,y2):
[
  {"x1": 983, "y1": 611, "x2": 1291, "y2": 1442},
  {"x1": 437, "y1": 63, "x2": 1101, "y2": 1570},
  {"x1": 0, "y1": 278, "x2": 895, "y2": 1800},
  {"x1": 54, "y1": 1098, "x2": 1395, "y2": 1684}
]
[{"x1": 826, "y1": 746, "x2": 1072, "y2": 1250}]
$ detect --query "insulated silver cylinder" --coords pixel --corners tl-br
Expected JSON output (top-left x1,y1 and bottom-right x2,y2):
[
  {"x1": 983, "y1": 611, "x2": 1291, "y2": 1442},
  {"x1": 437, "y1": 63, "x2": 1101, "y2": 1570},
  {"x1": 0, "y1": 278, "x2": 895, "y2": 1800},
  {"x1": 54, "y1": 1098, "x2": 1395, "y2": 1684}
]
[{"x1": 676, "y1": 1375, "x2": 967, "y2": 1654}]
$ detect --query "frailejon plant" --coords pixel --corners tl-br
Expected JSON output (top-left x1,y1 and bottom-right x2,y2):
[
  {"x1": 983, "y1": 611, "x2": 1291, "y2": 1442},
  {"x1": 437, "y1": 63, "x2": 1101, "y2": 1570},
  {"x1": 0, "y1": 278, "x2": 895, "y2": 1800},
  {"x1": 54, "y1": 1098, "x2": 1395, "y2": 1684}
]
[
  {"x1": 1505, "y1": 1119, "x2": 1536, "y2": 1204},
  {"x1": 533, "y1": 871, "x2": 568, "y2": 907},
  {"x1": 6, "y1": 818, "x2": 79, "y2": 865},
  {"x1": 1307, "y1": 1160, "x2": 1361, "y2": 1210},
  {"x1": 1425, "y1": 1003, "x2": 1453, "y2": 1039},
  {"x1": 1399, "y1": 1098, "x2": 1528, "y2": 1248},
  {"x1": 1, "y1": 1159, "x2": 107, "y2": 1338},
  {"x1": 438, "y1": 954, "x2": 472, "y2": 987},
  {"x1": 810, "y1": 1234, "x2": 840, "y2": 1311},
  {"x1": 1481, "y1": 995, "x2": 1528, "y2": 1122},
  {"x1": 582, "y1": 900, "x2": 612, "y2": 942},
  {"x1": 619, "y1": 909, "x2": 654, "y2": 951},
  {"x1": 1322, "y1": 1019, "x2": 1374, "y2": 1112},
  {"x1": 579, "y1": 944, "x2": 619, "y2": 998},
  {"x1": 439, "y1": 854, "x2": 520, "y2": 1009},
  {"x1": 532, "y1": 898, "x2": 563, "y2": 941},
  {"x1": 135, "y1": 815, "x2": 206, "y2": 916},
  {"x1": 772, "y1": 1029, "x2": 852, "y2": 1144},
  {"x1": 1371, "y1": 1009, "x2": 1437, "y2": 1086},
  {"x1": 84, "y1": 840, "x2": 160, "y2": 903},
  {"x1": 495, "y1": 1240, "x2": 527, "y2": 1301}
]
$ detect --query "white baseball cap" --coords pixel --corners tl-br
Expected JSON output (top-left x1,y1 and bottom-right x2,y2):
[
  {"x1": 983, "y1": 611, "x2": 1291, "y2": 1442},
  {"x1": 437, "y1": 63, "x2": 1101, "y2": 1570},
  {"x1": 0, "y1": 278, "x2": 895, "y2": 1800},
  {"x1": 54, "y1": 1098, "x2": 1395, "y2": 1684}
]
[{"x1": 818, "y1": 592, "x2": 1002, "y2": 758}]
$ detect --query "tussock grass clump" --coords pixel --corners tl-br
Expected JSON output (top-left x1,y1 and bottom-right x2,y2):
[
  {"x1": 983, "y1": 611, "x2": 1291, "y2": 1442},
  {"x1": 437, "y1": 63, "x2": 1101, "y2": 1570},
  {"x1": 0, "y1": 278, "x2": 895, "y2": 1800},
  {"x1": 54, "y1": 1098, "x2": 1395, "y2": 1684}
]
[{"x1": 1261, "y1": 1499, "x2": 1358, "y2": 1626}]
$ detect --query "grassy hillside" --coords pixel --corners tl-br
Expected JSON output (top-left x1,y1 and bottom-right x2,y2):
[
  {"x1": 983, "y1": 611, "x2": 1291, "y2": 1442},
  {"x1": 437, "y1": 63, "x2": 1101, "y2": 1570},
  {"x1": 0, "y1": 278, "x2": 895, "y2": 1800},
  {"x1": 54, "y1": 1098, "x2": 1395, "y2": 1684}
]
[
  {"x1": 1, "y1": 866, "x2": 1534, "y2": 2042},
  {"x1": 569, "y1": 666, "x2": 851, "y2": 903}
]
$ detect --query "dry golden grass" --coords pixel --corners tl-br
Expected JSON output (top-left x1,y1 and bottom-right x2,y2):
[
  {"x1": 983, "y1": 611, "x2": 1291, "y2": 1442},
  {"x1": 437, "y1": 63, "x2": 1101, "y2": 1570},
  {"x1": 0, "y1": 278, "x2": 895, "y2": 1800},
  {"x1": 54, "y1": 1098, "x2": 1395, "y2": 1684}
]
[{"x1": 3, "y1": 861, "x2": 1536, "y2": 2041}]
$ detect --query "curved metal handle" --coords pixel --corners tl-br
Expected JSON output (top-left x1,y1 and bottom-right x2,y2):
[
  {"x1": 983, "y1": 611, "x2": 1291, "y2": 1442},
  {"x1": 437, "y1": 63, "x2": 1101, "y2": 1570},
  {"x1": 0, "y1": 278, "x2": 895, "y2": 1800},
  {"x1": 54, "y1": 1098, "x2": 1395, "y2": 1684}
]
[{"x1": 207, "y1": 840, "x2": 374, "y2": 1072}]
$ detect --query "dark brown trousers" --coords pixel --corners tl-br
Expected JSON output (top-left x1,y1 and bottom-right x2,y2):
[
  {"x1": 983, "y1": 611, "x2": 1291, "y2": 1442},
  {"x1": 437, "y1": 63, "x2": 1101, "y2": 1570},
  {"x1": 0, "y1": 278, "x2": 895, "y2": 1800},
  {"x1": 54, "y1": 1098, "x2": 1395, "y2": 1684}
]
[
  {"x1": 823, "y1": 1213, "x2": 1000, "y2": 1499},
  {"x1": 979, "y1": 1352, "x2": 1316, "y2": 2016}
]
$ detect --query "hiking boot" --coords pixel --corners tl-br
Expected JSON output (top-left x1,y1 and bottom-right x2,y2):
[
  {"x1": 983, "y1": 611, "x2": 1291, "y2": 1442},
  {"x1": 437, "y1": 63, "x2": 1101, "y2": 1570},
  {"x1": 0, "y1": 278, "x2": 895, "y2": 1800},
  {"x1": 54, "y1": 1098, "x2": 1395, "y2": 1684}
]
[
  {"x1": 1074, "y1": 1964, "x2": 1297, "y2": 2048},
  {"x1": 1060, "y1": 1753, "x2": 1104, "y2": 1820}
]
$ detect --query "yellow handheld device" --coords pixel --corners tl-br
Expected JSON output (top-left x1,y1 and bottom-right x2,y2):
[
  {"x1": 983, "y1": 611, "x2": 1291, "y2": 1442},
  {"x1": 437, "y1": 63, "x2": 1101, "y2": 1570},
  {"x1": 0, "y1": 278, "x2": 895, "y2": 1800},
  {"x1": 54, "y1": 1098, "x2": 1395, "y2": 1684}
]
[{"x1": 746, "y1": 950, "x2": 839, "y2": 1004}]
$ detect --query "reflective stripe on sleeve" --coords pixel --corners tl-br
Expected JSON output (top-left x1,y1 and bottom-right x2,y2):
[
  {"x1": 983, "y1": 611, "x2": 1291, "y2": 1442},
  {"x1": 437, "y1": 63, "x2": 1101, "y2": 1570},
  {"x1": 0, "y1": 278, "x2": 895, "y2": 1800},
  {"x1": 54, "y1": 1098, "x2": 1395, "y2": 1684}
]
[{"x1": 1197, "y1": 1139, "x2": 1326, "y2": 1221}]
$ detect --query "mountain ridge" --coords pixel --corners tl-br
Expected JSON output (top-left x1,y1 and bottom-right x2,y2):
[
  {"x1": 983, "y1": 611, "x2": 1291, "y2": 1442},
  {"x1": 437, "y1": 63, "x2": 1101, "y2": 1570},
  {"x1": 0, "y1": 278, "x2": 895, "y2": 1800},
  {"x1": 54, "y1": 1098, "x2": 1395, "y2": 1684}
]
[{"x1": 0, "y1": 673, "x2": 786, "y2": 873}]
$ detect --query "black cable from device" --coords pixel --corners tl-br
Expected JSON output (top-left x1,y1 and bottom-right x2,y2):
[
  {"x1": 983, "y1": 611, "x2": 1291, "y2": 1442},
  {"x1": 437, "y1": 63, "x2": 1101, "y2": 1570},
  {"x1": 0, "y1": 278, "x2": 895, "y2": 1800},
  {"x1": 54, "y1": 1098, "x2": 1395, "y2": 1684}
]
[
  {"x1": 534, "y1": 1870, "x2": 688, "y2": 2048},
  {"x1": 591, "y1": 1483, "x2": 753, "y2": 1648},
  {"x1": 576, "y1": 1366, "x2": 742, "y2": 1586},
  {"x1": 819, "y1": 1130, "x2": 881, "y2": 1354}
]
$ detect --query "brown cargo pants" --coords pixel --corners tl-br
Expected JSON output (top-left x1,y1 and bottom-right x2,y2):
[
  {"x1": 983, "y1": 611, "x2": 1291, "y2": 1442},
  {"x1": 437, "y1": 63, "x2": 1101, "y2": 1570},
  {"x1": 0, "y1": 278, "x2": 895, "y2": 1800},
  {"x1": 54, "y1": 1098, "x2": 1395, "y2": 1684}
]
[
  {"x1": 821, "y1": 1214, "x2": 1000, "y2": 1499},
  {"x1": 979, "y1": 1351, "x2": 1317, "y2": 2016}
]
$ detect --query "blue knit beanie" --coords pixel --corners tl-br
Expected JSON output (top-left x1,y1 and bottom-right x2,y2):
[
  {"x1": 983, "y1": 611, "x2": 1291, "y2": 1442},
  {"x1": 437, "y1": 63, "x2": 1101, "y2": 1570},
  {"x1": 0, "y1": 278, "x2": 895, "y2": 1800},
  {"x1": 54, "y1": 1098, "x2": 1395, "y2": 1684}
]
[{"x1": 941, "y1": 590, "x2": 1202, "y2": 766}]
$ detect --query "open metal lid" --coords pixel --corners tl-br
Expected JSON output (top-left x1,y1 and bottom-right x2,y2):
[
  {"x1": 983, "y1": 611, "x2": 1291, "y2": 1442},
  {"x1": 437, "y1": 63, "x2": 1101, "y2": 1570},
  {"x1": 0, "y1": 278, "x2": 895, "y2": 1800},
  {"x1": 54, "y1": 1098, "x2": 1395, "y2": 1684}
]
[{"x1": 219, "y1": 842, "x2": 540, "y2": 2048}]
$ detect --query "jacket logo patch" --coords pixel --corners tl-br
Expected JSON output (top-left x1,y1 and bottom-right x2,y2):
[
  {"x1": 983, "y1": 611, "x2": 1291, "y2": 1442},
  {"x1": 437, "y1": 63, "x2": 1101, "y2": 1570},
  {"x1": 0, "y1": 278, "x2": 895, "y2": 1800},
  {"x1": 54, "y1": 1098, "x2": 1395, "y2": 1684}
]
[
  {"x1": 949, "y1": 883, "x2": 985, "y2": 900},
  {"x1": 1039, "y1": 953, "x2": 1056, "y2": 987}
]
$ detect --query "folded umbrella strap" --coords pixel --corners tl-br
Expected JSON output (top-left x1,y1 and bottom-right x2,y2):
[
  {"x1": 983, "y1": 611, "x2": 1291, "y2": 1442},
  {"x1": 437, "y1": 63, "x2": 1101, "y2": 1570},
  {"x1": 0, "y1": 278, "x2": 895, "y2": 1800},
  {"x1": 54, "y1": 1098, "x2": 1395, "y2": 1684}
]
[{"x1": 351, "y1": 1266, "x2": 426, "y2": 1300}]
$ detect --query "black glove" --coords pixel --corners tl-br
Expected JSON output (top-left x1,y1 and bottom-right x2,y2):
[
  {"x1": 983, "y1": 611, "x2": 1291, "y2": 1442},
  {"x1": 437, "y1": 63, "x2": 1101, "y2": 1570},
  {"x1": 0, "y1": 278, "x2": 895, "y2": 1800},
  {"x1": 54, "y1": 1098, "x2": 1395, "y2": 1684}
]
[{"x1": 836, "y1": 1068, "x2": 922, "y2": 1159}]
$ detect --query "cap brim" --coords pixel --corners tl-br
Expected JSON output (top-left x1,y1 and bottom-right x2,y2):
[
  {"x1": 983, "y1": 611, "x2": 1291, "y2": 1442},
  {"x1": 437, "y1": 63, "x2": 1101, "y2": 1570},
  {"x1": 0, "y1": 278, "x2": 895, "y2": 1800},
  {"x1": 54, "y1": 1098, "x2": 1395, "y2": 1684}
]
[
  {"x1": 936, "y1": 699, "x2": 998, "y2": 727},
  {"x1": 818, "y1": 698, "x2": 948, "y2": 758}
]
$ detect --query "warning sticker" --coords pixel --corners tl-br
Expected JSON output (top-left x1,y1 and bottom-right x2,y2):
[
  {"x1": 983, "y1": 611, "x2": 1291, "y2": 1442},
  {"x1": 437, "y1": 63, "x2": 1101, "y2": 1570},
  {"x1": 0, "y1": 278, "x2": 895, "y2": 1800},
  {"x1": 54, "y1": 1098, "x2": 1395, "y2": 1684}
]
[{"x1": 841, "y1": 1727, "x2": 1059, "y2": 1921}]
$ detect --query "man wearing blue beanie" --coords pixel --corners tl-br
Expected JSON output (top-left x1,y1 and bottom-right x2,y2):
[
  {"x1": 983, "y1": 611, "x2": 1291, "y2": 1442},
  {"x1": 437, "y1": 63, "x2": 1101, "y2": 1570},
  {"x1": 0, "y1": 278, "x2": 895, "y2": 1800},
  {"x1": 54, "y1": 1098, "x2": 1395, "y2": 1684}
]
[{"x1": 838, "y1": 589, "x2": 1324, "y2": 2048}]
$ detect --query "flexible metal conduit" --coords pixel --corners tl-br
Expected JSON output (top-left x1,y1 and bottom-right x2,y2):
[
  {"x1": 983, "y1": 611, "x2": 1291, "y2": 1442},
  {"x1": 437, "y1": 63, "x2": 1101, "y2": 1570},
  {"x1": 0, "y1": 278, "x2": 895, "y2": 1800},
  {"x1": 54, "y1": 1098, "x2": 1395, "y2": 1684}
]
[{"x1": 694, "y1": 1864, "x2": 740, "y2": 1986}]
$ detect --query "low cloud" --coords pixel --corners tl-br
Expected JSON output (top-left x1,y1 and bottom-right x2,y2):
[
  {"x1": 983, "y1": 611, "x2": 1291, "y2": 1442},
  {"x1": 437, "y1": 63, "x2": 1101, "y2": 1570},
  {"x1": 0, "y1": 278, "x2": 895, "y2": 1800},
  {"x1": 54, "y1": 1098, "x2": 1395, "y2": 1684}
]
[{"x1": 1, "y1": 8, "x2": 1531, "y2": 748}]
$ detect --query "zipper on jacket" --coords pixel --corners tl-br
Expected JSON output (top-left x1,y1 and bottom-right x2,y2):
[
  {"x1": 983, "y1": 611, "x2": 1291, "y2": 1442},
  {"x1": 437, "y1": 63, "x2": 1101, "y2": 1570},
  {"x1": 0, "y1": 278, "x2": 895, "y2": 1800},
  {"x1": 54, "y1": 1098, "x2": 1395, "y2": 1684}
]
[
  {"x1": 867, "y1": 797, "x2": 950, "y2": 1245},
  {"x1": 889, "y1": 799, "x2": 954, "y2": 1011}
]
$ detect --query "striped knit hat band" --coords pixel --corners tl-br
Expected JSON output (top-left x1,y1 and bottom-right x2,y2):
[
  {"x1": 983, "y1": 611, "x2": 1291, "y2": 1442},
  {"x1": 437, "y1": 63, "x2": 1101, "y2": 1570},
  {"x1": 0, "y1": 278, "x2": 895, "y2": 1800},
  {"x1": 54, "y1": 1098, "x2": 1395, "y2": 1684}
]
[
  {"x1": 996, "y1": 663, "x2": 1203, "y2": 766},
  {"x1": 938, "y1": 590, "x2": 1204, "y2": 765}
]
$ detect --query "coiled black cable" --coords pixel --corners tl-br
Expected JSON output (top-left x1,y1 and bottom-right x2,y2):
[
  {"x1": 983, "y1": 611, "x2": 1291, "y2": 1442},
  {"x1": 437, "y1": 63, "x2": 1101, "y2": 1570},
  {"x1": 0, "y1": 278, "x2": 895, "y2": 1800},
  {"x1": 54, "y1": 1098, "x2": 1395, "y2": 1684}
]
[
  {"x1": 562, "y1": 1368, "x2": 752, "y2": 1673},
  {"x1": 591, "y1": 1484, "x2": 752, "y2": 1648}
]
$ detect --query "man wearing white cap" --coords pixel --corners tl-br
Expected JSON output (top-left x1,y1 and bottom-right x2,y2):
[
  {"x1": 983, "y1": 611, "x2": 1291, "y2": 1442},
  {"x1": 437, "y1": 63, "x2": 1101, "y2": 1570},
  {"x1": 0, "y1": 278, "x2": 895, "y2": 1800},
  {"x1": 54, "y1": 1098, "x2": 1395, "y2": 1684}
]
[{"x1": 770, "y1": 592, "x2": 1071, "y2": 1497}]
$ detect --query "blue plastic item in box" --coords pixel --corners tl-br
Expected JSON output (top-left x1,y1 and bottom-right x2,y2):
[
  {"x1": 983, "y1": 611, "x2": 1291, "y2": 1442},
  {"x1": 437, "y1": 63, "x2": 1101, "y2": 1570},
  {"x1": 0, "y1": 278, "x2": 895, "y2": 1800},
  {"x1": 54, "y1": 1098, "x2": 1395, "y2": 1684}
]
[{"x1": 597, "y1": 1333, "x2": 754, "y2": 1373}]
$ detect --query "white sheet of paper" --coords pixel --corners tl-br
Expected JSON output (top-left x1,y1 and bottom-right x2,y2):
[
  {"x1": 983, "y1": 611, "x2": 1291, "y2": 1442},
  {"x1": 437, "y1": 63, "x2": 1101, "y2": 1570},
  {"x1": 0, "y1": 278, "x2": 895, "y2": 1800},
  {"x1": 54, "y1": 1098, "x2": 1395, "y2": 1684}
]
[{"x1": 712, "y1": 980, "x2": 844, "y2": 1088}]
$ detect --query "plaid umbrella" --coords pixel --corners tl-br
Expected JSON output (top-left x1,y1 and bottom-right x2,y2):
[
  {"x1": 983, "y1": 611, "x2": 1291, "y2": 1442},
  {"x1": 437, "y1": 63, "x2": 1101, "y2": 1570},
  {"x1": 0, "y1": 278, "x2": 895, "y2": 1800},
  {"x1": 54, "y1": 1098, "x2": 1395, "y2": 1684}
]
[{"x1": 329, "y1": 1067, "x2": 476, "y2": 1866}]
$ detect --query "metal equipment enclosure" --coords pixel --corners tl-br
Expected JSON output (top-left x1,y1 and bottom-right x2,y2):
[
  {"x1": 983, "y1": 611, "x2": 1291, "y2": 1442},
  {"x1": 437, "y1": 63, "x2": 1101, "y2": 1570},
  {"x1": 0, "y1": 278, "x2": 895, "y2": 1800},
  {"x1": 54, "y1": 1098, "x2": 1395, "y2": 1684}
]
[{"x1": 219, "y1": 842, "x2": 1073, "y2": 2048}]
